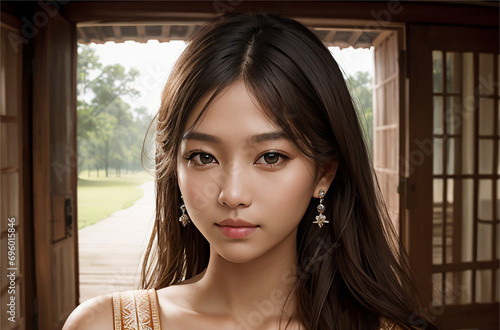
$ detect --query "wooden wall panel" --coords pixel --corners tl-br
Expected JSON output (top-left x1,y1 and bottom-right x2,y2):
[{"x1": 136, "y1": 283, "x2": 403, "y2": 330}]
[{"x1": 0, "y1": 13, "x2": 31, "y2": 329}]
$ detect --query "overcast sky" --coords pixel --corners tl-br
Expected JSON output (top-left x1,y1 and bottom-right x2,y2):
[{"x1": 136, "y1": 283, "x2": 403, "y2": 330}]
[{"x1": 86, "y1": 40, "x2": 374, "y2": 117}]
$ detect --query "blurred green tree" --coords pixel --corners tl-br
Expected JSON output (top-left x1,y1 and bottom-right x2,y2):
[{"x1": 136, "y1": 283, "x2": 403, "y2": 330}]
[
  {"x1": 77, "y1": 44, "x2": 153, "y2": 176},
  {"x1": 347, "y1": 71, "x2": 373, "y2": 154}
]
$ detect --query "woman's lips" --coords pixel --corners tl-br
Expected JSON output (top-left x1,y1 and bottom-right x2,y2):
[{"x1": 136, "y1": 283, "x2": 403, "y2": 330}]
[{"x1": 216, "y1": 218, "x2": 258, "y2": 239}]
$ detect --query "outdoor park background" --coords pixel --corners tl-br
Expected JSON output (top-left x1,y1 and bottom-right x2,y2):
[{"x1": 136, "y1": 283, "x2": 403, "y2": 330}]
[{"x1": 76, "y1": 40, "x2": 374, "y2": 301}]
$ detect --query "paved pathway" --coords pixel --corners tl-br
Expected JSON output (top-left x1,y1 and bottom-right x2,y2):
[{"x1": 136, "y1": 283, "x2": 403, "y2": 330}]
[{"x1": 78, "y1": 181, "x2": 155, "y2": 303}]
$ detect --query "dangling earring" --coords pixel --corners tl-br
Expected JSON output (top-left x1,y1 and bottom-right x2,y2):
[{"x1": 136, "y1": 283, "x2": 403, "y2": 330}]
[
  {"x1": 313, "y1": 189, "x2": 328, "y2": 228},
  {"x1": 179, "y1": 196, "x2": 191, "y2": 227}
]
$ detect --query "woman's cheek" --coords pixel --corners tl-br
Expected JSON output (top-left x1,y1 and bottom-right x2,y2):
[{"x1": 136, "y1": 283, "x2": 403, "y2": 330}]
[
  {"x1": 277, "y1": 170, "x2": 315, "y2": 221},
  {"x1": 178, "y1": 168, "x2": 216, "y2": 218}
]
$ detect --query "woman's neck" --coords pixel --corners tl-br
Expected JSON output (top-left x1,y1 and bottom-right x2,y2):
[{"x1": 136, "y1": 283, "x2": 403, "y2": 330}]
[{"x1": 189, "y1": 228, "x2": 299, "y2": 326}]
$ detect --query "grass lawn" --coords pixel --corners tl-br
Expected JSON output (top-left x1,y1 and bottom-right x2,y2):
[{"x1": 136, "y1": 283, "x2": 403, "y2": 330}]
[{"x1": 77, "y1": 170, "x2": 154, "y2": 229}]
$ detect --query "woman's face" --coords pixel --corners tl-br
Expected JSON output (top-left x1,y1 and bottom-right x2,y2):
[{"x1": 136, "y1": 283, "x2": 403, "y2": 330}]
[{"x1": 177, "y1": 80, "x2": 330, "y2": 264}]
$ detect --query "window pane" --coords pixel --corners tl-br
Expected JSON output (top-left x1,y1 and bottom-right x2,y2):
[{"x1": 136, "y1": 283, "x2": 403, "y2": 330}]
[
  {"x1": 431, "y1": 179, "x2": 476, "y2": 264},
  {"x1": 458, "y1": 179, "x2": 474, "y2": 263},
  {"x1": 433, "y1": 51, "x2": 443, "y2": 93},
  {"x1": 479, "y1": 53, "x2": 494, "y2": 96},
  {"x1": 478, "y1": 180, "x2": 493, "y2": 221},
  {"x1": 475, "y1": 269, "x2": 492, "y2": 303},
  {"x1": 433, "y1": 138, "x2": 443, "y2": 175},
  {"x1": 477, "y1": 222, "x2": 493, "y2": 262},
  {"x1": 446, "y1": 52, "x2": 461, "y2": 94},
  {"x1": 433, "y1": 96, "x2": 443, "y2": 135},
  {"x1": 446, "y1": 96, "x2": 461, "y2": 135},
  {"x1": 445, "y1": 271, "x2": 472, "y2": 305},
  {"x1": 433, "y1": 179, "x2": 444, "y2": 265},
  {"x1": 432, "y1": 272, "x2": 444, "y2": 306},
  {"x1": 477, "y1": 180, "x2": 493, "y2": 262},
  {"x1": 479, "y1": 139, "x2": 494, "y2": 174},
  {"x1": 479, "y1": 97, "x2": 494, "y2": 136},
  {"x1": 446, "y1": 138, "x2": 457, "y2": 175}
]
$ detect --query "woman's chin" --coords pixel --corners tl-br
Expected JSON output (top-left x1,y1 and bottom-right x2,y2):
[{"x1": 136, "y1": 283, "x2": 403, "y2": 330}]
[{"x1": 212, "y1": 245, "x2": 265, "y2": 265}]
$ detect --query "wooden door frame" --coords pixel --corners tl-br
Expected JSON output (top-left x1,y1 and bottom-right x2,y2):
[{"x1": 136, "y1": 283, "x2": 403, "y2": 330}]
[
  {"x1": 407, "y1": 23, "x2": 499, "y2": 328},
  {"x1": 32, "y1": 10, "x2": 78, "y2": 330}
]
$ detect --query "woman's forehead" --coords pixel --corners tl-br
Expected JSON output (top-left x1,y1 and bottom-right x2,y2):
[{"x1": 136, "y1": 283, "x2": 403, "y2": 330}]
[{"x1": 183, "y1": 81, "x2": 282, "y2": 138}]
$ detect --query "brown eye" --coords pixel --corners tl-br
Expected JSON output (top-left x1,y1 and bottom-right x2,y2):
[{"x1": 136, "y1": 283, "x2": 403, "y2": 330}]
[
  {"x1": 199, "y1": 153, "x2": 215, "y2": 164},
  {"x1": 254, "y1": 151, "x2": 289, "y2": 167},
  {"x1": 263, "y1": 153, "x2": 279, "y2": 164}
]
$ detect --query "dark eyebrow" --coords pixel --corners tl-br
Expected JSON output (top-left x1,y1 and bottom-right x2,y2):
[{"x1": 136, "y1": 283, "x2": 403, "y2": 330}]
[
  {"x1": 182, "y1": 131, "x2": 223, "y2": 143},
  {"x1": 249, "y1": 131, "x2": 285, "y2": 143},
  {"x1": 182, "y1": 131, "x2": 285, "y2": 144}
]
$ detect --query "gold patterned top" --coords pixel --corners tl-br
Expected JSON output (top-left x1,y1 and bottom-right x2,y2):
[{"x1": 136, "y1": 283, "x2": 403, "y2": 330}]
[
  {"x1": 380, "y1": 318, "x2": 407, "y2": 330},
  {"x1": 112, "y1": 289, "x2": 161, "y2": 330},
  {"x1": 112, "y1": 289, "x2": 406, "y2": 330}
]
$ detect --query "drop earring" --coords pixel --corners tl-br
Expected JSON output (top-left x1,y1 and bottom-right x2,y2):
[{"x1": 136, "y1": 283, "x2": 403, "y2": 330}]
[
  {"x1": 179, "y1": 196, "x2": 191, "y2": 227},
  {"x1": 313, "y1": 189, "x2": 328, "y2": 228}
]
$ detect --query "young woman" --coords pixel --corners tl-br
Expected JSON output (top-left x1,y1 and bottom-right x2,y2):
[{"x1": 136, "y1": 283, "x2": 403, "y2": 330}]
[{"x1": 64, "y1": 13, "x2": 437, "y2": 330}]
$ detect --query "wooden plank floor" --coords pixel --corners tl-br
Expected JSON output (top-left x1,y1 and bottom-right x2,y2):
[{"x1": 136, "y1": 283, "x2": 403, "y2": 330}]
[{"x1": 78, "y1": 181, "x2": 155, "y2": 303}]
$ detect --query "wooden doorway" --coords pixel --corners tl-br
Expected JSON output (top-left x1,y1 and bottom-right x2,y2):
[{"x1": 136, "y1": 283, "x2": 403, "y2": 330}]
[
  {"x1": 31, "y1": 11, "x2": 79, "y2": 330},
  {"x1": 407, "y1": 24, "x2": 499, "y2": 329}
]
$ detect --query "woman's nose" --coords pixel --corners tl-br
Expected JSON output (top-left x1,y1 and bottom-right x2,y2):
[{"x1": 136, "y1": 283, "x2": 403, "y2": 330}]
[{"x1": 217, "y1": 165, "x2": 252, "y2": 208}]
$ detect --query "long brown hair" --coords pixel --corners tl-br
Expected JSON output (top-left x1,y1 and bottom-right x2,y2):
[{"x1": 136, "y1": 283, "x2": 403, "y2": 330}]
[{"x1": 141, "y1": 13, "x2": 436, "y2": 329}]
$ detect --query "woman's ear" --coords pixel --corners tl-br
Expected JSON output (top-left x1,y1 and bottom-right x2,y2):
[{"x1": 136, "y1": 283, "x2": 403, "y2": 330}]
[{"x1": 313, "y1": 162, "x2": 338, "y2": 198}]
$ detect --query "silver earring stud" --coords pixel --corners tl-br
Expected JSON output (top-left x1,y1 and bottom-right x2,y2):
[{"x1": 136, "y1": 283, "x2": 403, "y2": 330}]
[
  {"x1": 179, "y1": 197, "x2": 191, "y2": 227},
  {"x1": 313, "y1": 189, "x2": 328, "y2": 228}
]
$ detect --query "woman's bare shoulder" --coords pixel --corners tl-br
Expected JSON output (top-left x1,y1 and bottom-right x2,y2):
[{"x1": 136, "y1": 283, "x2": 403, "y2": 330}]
[{"x1": 62, "y1": 293, "x2": 114, "y2": 330}]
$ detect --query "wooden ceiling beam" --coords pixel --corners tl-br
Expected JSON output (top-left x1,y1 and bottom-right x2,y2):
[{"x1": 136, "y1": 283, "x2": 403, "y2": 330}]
[
  {"x1": 347, "y1": 31, "x2": 363, "y2": 46},
  {"x1": 77, "y1": 26, "x2": 88, "y2": 43},
  {"x1": 62, "y1": 1, "x2": 498, "y2": 28},
  {"x1": 137, "y1": 25, "x2": 146, "y2": 41},
  {"x1": 161, "y1": 25, "x2": 171, "y2": 42},
  {"x1": 112, "y1": 26, "x2": 122, "y2": 39},
  {"x1": 325, "y1": 30, "x2": 336, "y2": 44}
]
